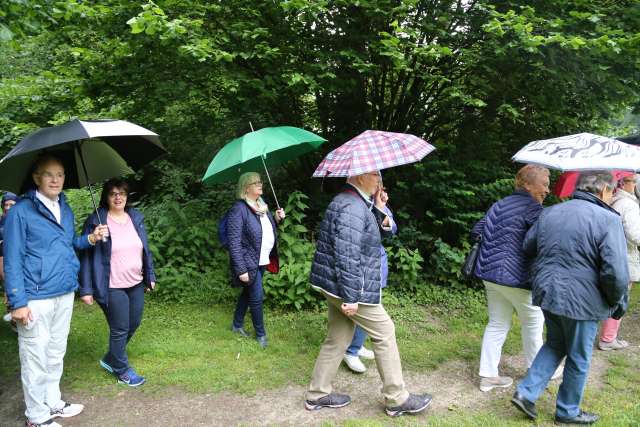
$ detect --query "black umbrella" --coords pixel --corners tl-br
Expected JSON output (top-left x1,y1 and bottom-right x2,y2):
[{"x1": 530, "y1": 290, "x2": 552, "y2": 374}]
[{"x1": 0, "y1": 119, "x2": 166, "y2": 226}]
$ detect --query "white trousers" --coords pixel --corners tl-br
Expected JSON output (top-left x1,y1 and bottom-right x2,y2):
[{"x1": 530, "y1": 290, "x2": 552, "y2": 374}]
[
  {"x1": 479, "y1": 281, "x2": 544, "y2": 378},
  {"x1": 17, "y1": 292, "x2": 74, "y2": 423}
]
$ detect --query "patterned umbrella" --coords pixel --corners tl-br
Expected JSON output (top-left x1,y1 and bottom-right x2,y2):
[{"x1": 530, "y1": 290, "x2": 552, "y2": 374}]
[
  {"x1": 512, "y1": 133, "x2": 640, "y2": 171},
  {"x1": 312, "y1": 130, "x2": 435, "y2": 177}
]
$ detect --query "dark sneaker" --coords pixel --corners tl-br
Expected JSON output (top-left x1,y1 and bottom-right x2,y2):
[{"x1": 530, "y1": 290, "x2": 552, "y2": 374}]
[
  {"x1": 50, "y1": 402, "x2": 84, "y2": 418},
  {"x1": 99, "y1": 358, "x2": 114, "y2": 373},
  {"x1": 511, "y1": 391, "x2": 537, "y2": 420},
  {"x1": 231, "y1": 326, "x2": 250, "y2": 337},
  {"x1": 118, "y1": 368, "x2": 146, "y2": 387},
  {"x1": 26, "y1": 419, "x2": 61, "y2": 427},
  {"x1": 305, "y1": 393, "x2": 351, "y2": 411},
  {"x1": 256, "y1": 335, "x2": 268, "y2": 348},
  {"x1": 385, "y1": 393, "x2": 433, "y2": 417},
  {"x1": 555, "y1": 410, "x2": 599, "y2": 425}
]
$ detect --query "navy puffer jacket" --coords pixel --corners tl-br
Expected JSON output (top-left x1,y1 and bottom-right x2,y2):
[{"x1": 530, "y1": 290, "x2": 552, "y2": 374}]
[
  {"x1": 310, "y1": 185, "x2": 384, "y2": 305},
  {"x1": 226, "y1": 200, "x2": 278, "y2": 287},
  {"x1": 523, "y1": 190, "x2": 629, "y2": 321},
  {"x1": 471, "y1": 190, "x2": 543, "y2": 289}
]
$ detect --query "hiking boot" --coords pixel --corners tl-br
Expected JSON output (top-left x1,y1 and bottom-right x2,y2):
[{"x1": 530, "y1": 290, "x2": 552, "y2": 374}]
[
  {"x1": 511, "y1": 391, "x2": 537, "y2": 420},
  {"x1": 50, "y1": 402, "x2": 84, "y2": 418},
  {"x1": 555, "y1": 410, "x2": 599, "y2": 424},
  {"x1": 256, "y1": 335, "x2": 268, "y2": 348},
  {"x1": 26, "y1": 419, "x2": 61, "y2": 427},
  {"x1": 343, "y1": 354, "x2": 366, "y2": 373},
  {"x1": 357, "y1": 346, "x2": 375, "y2": 360},
  {"x1": 479, "y1": 376, "x2": 513, "y2": 392},
  {"x1": 231, "y1": 326, "x2": 250, "y2": 337},
  {"x1": 598, "y1": 338, "x2": 629, "y2": 351},
  {"x1": 305, "y1": 393, "x2": 351, "y2": 411},
  {"x1": 385, "y1": 393, "x2": 433, "y2": 417},
  {"x1": 99, "y1": 358, "x2": 114, "y2": 374},
  {"x1": 118, "y1": 368, "x2": 146, "y2": 387}
]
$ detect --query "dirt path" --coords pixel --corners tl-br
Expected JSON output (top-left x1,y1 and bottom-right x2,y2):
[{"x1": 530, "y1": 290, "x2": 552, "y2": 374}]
[{"x1": 2, "y1": 310, "x2": 637, "y2": 427}]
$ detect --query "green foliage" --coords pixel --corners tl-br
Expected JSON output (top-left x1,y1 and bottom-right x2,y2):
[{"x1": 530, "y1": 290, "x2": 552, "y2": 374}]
[
  {"x1": 262, "y1": 191, "x2": 322, "y2": 310},
  {"x1": 64, "y1": 188, "x2": 98, "y2": 233},
  {"x1": 386, "y1": 242, "x2": 424, "y2": 292}
]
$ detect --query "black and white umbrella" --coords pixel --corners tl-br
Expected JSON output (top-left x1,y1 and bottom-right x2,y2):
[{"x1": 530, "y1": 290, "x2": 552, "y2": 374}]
[
  {"x1": 0, "y1": 118, "x2": 165, "y2": 226},
  {"x1": 512, "y1": 133, "x2": 640, "y2": 171}
]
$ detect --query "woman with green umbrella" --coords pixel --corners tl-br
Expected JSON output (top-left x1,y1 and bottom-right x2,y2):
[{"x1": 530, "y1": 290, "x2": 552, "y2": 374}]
[{"x1": 227, "y1": 172, "x2": 285, "y2": 348}]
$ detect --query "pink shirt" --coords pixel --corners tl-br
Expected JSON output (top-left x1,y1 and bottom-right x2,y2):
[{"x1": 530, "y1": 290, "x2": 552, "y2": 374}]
[{"x1": 107, "y1": 214, "x2": 144, "y2": 289}]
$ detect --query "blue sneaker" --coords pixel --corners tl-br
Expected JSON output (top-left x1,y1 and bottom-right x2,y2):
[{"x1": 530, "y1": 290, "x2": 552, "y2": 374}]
[
  {"x1": 99, "y1": 359, "x2": 114, "y2": 373},
  {"x1": 117, "y1": 368, "x2": 146, "y2": 387}
]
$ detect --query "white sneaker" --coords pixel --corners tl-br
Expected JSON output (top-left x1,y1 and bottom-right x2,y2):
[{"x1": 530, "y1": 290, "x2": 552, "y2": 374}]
[
  {"x1": 479, "y1": 376, "x2": 513, "y2": 392},
  {"x1": 50, "y1": 402, "x2": 84, "y2": 418},
  {"x1": 343, "y1": 354, "x2": 366, "y2": 373},
  {"x1": 551, "y1": 365, "x2": 564, "y2": 380},
  {"x1": 357, "y1": 346, "x2": 374, "y2": 360},
  {"x1": 26, "y1": 420, "x2": 62, "y2": 427}
]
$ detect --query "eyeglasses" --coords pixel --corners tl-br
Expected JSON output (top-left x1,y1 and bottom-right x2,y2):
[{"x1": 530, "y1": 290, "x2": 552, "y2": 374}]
[
  {"x1": 39, "y1": 172, "x2": 65, "y2": 180},
  {"x1": 108, "y1": 191, "x2": 127, "y2": 198},
  {"x1": 248, "y1": 181, "x2": 263, "y2": 186}
]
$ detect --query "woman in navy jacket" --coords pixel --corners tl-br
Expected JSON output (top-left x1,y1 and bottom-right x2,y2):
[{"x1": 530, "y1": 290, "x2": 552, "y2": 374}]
[
  {"x1": 227, "y1": 172, "x2": 284, "y2": 348},
  {"x1": 470, "y1": 164, "x2": 551, "y2": 392},
  {"x1": 79, "y1": 178, "x2": 156, "y2": 387}
]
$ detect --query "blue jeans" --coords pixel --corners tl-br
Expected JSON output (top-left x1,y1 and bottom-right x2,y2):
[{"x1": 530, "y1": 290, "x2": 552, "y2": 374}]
[
  {"x1": 232, "y1": 267, "x2": 266, "y2": 337},
  {"x1": 516, "y1": 310, "x2": 598, "y2": 419},
  {"x1": 346, "y1": 325, "x2": 367, "y2": 356},
  {"x1": 99, "y1": 283, "x2": 145, "y2": 376}
]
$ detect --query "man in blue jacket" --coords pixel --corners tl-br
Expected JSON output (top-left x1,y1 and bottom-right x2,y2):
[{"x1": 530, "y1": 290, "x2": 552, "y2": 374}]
[
  {"x1": 4, "y1": 155, "x2": 107, "y2": 427},
  {"x1": 511, "y1": 171, "x2": 629, "y2": 425},
  {"x1": 305, "y1": 170, "x2": 432, "y2": 418}
]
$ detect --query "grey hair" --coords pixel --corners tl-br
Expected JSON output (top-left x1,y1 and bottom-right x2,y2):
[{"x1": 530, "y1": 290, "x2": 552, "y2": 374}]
[{"x1": 575, "y1": 171, "x2": 616, "y2": 195}]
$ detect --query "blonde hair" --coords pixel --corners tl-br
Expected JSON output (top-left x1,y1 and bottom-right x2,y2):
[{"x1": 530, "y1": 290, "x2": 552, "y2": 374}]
[
  {"x1": 515, "y1": 164, "x2": 549, "y2": 190},
  {"x1": 236, "y1": 172, "x2": 261, "y2": 200}
]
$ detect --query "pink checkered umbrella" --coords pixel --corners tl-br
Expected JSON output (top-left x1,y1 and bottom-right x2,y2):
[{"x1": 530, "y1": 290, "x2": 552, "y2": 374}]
[{"x1": 312, "y1": 130, "x2": 435, "y2": 177}]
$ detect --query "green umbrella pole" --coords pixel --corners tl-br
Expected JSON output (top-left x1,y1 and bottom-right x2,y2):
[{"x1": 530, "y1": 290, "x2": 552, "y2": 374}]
[{"x1": 260, "y1": 154, "x2": 280, "y2": 210}]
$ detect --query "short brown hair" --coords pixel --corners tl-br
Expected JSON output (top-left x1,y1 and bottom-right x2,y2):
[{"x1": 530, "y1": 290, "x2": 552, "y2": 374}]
[
  {"x1": 515, "y1": 164, "x2": 549, "y2": 190},
  {"x1": 99, "y1": 178, "x2": 130, "y2": 209}
]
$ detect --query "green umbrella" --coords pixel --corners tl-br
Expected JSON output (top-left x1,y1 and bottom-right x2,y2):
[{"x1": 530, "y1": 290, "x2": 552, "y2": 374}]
[{"x1": 202, "y1": 125, "x2": 326, "y2": 207}]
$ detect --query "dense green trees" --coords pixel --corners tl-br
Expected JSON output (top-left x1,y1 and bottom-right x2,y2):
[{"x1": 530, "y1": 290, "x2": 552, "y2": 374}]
[{"x1": 1, "y1": 0, "x2": 639, "y2": 297}]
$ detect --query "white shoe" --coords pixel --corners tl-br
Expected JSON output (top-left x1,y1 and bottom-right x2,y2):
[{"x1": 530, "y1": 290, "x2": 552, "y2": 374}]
[
  {"x1": 357, "y1": 346, "x2": 374, "y2": 360},
  {"x1": 26, "y1": 420, "x2": 62, "y2": 427},
  {"x1": 50, "y1": 402, "x2": 84, "y2": 418},
  {"x1": 479, "y1": 376, "x2": 513, "y2": 392},
  {"x1": 343, "y1": 354, "x2": 367, "y2": 373},
  {"x1": 551, "y1": 365, "x2": 564, "y2": 380}
]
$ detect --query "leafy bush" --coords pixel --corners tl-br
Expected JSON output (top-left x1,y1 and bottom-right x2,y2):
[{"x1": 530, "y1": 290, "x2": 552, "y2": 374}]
[
  {"x1": 386, "y1": 241, "x2": 424, "y2": 292},
  {"x1": 262, "y1": 191, "x2": 322, "y2": 310}
]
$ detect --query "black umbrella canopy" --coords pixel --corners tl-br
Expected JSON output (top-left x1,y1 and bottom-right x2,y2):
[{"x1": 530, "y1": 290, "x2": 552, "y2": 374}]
[{"x1": 0, "y1": 119, "x2": 165, "y2": 193}]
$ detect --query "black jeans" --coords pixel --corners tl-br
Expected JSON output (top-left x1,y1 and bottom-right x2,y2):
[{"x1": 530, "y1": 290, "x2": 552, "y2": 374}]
[{"x1": 99, "y1": 283, "x2": 145, "y2": 375}]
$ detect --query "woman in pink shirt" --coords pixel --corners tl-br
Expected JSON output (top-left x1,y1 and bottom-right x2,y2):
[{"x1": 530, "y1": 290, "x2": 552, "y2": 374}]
[{"x1": 79, "y1": 179, "x2": 156, "y2": 387}]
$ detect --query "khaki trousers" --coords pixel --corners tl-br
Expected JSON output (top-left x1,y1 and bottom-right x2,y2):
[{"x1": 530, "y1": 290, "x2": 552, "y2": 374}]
[{"x1": 306, "y1": 293, "x2": 409, "y2": 407}]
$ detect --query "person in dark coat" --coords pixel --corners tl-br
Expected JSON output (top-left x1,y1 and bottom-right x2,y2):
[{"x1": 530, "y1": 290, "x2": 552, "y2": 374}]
[
  {"x1": 79, "y1": 178, "x2": 156, "y2": 387},
  {"x1": 511, "y1": 171, "x2": 630, "y2": 425},
  {"x1": 471, "y1": 164, "x2": 554, "y2": 392},
  {"x1": 305, "y1": 170, "x2": 432, "y2": 418},
  {"x1": 227, "y1": 172, "x2": 284, "y2": 349}
]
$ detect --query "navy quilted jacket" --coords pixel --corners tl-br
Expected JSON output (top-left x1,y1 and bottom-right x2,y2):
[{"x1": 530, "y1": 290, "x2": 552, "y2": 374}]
[
  {"x1": 310, "y1": 185, "x2": 387, "y2": 305},
  {"x1": 470, "y1": 190, "x2": 543, "y2": 289},
  {"x1": 226, "y1": 200, "x2": 278, "y2": 287}
]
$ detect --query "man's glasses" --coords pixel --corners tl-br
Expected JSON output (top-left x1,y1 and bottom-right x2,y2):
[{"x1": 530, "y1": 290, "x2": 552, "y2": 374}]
[{"x1": 40, "y1": 172, "x2": 65, "y2": 180}]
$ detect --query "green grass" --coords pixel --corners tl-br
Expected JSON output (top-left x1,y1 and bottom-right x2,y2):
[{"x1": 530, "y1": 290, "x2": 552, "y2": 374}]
[{"x1": 1, "y1": 286, "x2": 639, "y2": 426}]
